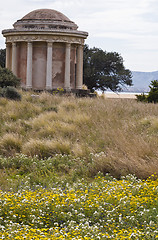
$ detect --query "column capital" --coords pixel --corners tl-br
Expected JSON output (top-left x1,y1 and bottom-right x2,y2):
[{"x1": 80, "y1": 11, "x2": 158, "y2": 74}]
[
  {"x1": 77, "y1": 44, "x2": 83, "y2": 49},
  {"x1": 66, "y1": 42, "x2": 71, "y2": 48},
  {"x1": 47, "y1": 42, "x2": 53, "y2": 47},
  {"x1": 6, "y1": 42, "x2": 11, "y2": 46},
  {"x1": 27, "y1": 41, "x2": 32, "y2": 45}
]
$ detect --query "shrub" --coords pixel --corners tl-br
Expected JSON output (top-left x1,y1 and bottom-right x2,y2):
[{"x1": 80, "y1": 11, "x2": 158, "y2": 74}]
[
  {"x1": 0, "y1": 67, "x2": 20, "y2": 87},
  {"x1": 136, "y1": 93, "x2": 147, "y2": 102},
  {"x1": 3, "y1": 86, "x2": 21, "y2": 100}
]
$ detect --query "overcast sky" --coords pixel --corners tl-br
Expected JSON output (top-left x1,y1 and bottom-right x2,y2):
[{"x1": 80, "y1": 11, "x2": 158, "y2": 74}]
[{"x1": 1, "y1": 0, "x2": 158, "y2": 72}]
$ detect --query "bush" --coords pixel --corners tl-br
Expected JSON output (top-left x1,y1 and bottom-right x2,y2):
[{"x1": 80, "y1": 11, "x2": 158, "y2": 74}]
[
  {"x1": 0, "y1": 67, "x2": 20, "y2": 88},
  {"x1": 3, "y1": 86, "x2": 21, "y2": 100},
  {"x1": 136, "y1": 93, "x2": 147, "y2": 102}
]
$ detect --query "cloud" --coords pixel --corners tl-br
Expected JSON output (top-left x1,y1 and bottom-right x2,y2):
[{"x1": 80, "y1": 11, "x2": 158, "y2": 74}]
[{"x1": 1, "y1": 0, "x2": 158, "y2": 71}]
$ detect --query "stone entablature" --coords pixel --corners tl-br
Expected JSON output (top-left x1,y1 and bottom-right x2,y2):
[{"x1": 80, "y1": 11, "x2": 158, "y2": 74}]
[
  {"x1": 4, "y1": 34, "x2": 85, "y2": 45},
  {"x1": 2, "y1": 9, "x2": 88, "y2": 91}
]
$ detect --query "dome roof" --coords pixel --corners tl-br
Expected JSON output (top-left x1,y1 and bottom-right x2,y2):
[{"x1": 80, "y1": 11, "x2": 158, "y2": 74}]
[
  {"x1": 13, "y1": 8, "x2": 78, "y2": 30},
  {"x1": 22, "y1": 9, "x2": 71, "y2": 22}
]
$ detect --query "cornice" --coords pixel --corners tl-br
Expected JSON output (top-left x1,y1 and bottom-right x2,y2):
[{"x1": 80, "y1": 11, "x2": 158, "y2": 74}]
[{"x1": 2, "y1": 29, "x2": 88, "y2": 39}]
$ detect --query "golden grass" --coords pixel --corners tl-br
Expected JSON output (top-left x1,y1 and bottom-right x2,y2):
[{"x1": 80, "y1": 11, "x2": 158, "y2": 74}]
[
  {"x1": 0, "y1": 133, "x2": 22, "y2": 156},
  {"x1": 1, "y1": 91, "x2": 158, "y2": 178},
  {"x1": 22, "y1": 138, "x2": 71, "y2": 157}
]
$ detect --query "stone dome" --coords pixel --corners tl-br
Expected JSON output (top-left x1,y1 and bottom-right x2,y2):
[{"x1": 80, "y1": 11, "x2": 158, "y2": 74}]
[
  {"x1": 13, "y1": 9, "x2": 78, "y2": 30},
  {"x1": 22, "y1": 9, "x2": 71, "y2": 22}
]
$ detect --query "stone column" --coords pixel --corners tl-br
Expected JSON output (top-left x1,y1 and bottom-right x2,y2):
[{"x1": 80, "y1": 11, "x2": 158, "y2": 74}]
[
  {"x1": 26, "y1": 42, "x2": 33, "y2": 89},
  {"x1": 76, "y1": 45, "x2": 83, "y2": 89},
  {"x1": 11, "y1": 42, "x2": 17, "y2": 75},
  {"x1": 6, "y1": 43, "x2": 11, "y2": 69},
  {"x1": 46, "y1": 42, "x2": 53, "y2": 90},
  {"x1": 64, "y1": 43, "x2": 71, "y2": 90}
]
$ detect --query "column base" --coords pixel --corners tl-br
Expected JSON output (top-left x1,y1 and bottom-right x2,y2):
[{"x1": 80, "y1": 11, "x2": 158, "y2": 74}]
[
  {"x1": 65, "y1": 88, "x2": 71, "y2": 92},
  {"x1": 46, "y1": 86, "x2": 52, "y2": 90},
  {"x1": 22, "y1": 87, "x2": 95, "y2": 97},
  {"x1": 76, "y1": 86, "x2": 82, "y2": 90},
  {"x1": 26, "y1": 86, "x2": 32, "y2": 89}
]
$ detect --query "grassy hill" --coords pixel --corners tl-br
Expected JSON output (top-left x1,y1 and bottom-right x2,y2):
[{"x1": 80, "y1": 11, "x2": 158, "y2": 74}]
[
  {"x1": 0, "y1": 91, "x2": 158, "y2": 190},
  {"x1": 1, "y1": 91, "x2": 158, "y2": 239}
]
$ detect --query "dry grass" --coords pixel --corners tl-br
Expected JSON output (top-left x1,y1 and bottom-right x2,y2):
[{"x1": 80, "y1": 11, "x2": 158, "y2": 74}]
[
  {"x1": 1, "y1": 91, "x2": 158, "y2": 178},
  {"x1": 22, "y1": 138, "x2": 71, "y2": 157},
  {"x1": 0, "y1": 133, "x2": 22, "y2": 156}
]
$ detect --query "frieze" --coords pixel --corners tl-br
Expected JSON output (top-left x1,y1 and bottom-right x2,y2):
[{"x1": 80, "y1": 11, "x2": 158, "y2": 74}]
[
  {"x1": 6, "y1": 35, "x2": 84, "y2": 45},
  {"x1": 6, "y1": 34, "x2": 85, "y2": 45}
]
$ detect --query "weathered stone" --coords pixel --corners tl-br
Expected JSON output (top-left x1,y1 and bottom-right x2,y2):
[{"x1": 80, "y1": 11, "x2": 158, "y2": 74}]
[{"x1": 2, "y1": 9, "x2": 88, "y2": 91}]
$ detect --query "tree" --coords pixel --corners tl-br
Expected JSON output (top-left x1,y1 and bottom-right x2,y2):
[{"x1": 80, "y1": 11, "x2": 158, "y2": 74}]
[
  {"x1": 83, "y1": 45, "x2": 132, "y2": 92},
  {"x1": 147, "y1": 80, "x2": 158, "y2": 103},
  {"x1": 136, "y1": 80, "x2": 158, "y2": 103},
  {"x1": 0, "y1": 49, "x2": 6, "y2": 68},
  {"x1": 0, "y1": 67, "x2": 20, "y2": 88}
]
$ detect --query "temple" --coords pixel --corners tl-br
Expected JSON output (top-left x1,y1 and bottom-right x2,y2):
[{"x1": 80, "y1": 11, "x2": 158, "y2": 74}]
[{"x1": 2, "y1": 9, "x2": 88, "y2": 91}]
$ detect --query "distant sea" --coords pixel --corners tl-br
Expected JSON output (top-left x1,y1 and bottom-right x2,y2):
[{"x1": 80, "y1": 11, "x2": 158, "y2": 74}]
[{"x1": 97, "y1": 91, "x2": 145, "y2": 99}]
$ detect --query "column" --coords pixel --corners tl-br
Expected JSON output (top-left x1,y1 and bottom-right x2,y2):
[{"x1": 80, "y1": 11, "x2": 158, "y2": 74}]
[
  {"x1": 64, "y1": 43, "x2": 71, "y2": 90},
  {"x1": 46, "y1": 42, "x2": 53, "y2": 90},
  {"x1": 76, "y1": 45, "x2": 84, "y2": 89},
  {"x1": 11, "y1": 42, "x2": 17, "y2": 75},
  {"x1": 6, "y1": 43, "x2": 11, "y2": 69},
  {"x1": 26, "y1": 42, "x2": 33, "y2": 89}
]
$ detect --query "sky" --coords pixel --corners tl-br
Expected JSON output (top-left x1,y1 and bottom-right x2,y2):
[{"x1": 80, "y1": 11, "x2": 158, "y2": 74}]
[{"x1": 1, "y1": 0, "x2": 158, "y2": 72}]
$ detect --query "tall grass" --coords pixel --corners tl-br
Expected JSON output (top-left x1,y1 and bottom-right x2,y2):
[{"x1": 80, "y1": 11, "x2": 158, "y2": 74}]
[
  {"x1": 1, "y1": 91, "x2": 158, "y2": 239},
  {"x1": 0, "y1": 91, "x2": 158, "y2": 179}
]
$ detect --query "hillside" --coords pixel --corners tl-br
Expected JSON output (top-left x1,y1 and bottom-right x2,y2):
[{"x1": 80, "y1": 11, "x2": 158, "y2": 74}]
[
  {"x1": 122, "y1": 70, "x2": 158, "y2": 92},
  {"x1": 0, "y1": 91, "x2": 158, "y2": 239},
  {"x1": 0, "y1": 91, "x2": 158, "y2": 189}
]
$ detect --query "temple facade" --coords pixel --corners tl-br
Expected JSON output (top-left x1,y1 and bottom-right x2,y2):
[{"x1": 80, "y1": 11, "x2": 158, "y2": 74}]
[{"x1": 2, "y1": 9, "x2": 88, "y2": 91}]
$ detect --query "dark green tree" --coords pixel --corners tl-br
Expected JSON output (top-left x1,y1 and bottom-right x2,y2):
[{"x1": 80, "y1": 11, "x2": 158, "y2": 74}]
[
  {"x1": 83, "y1": 45, "x2": 132, "y2": 92},
  {"x1": 147, "y1": 80, "x2": 158, "y2": 103},
  {"x1": 136, "y1": 80, "x2": 158, "y2": 103},
  {"x1": 0, "y1": 49, "x2": 6, "y2": 68},
  {"x1": 0, "y1": 67, "x2": 20, "y2": 88}
]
